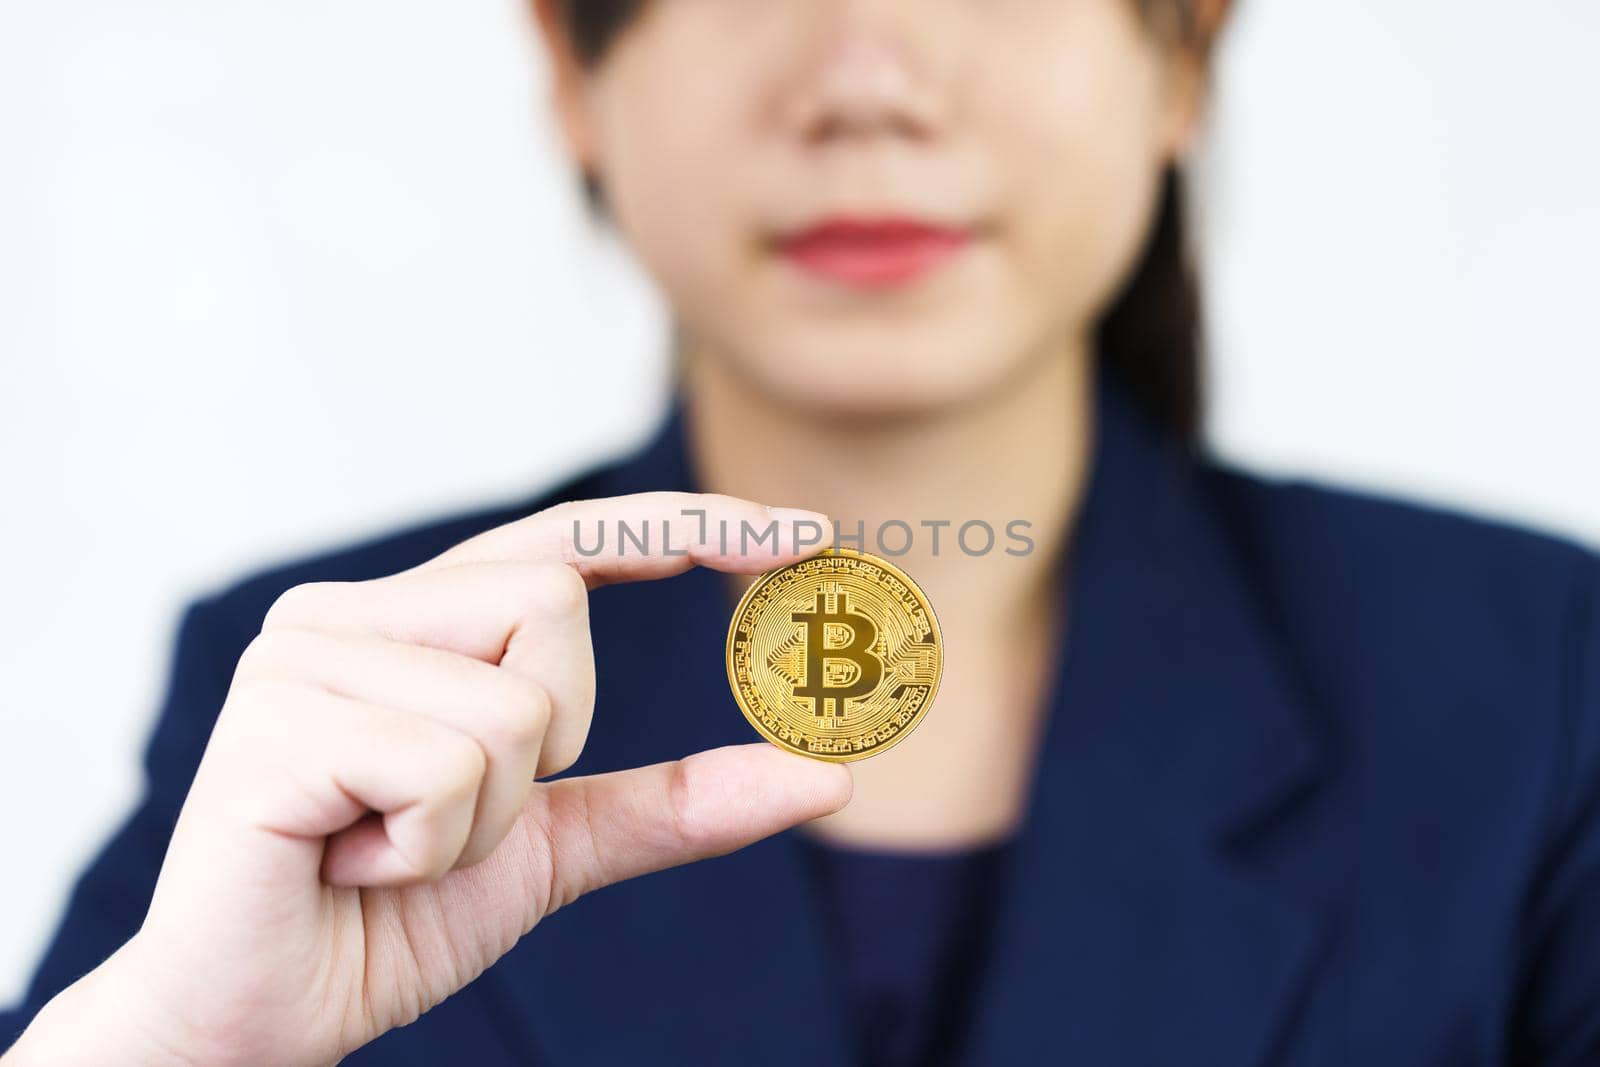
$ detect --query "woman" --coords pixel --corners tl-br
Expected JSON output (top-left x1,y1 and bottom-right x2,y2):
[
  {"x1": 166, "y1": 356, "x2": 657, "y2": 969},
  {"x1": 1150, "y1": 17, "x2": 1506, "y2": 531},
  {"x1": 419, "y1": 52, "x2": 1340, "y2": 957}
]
[{"x1": 5, "y1": 1, "x2": 1599, "y2": 1064}]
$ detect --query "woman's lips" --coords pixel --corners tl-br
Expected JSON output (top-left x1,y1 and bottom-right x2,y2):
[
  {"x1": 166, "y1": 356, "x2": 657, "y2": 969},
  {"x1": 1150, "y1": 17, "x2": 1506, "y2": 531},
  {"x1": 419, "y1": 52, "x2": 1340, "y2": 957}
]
[{"x1": 775, "y1": 217, "x2": 974, "y2": 290}]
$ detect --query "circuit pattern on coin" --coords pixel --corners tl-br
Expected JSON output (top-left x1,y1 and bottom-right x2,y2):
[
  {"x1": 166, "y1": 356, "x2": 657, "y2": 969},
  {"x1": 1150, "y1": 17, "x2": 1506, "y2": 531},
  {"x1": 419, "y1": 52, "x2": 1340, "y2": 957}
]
[{"x1": 726, "y1": 548, "x2": 942, "y2": 762}]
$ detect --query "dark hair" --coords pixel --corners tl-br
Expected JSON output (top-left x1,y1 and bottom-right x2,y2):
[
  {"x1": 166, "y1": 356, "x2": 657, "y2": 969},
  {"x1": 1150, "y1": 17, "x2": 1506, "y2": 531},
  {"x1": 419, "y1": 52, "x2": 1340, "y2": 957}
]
[{"x1": 552, "y1": 0, "x2": 1205, "y2": 442}]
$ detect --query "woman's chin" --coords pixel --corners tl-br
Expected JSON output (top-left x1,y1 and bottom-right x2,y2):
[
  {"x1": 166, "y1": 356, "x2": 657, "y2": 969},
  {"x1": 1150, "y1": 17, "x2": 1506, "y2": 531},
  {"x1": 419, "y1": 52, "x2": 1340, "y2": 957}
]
[{"x1": 735, "y1": 349, "x2": 1029, "y2": 425}]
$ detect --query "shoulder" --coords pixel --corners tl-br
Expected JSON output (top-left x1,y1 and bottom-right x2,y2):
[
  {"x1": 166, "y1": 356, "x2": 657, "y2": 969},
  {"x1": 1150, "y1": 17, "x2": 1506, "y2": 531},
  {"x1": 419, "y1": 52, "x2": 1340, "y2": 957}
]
[
  {"x1": 1198, "y1": 458, "x2": 1598, "y2": 656},
  {"x1": 182, "y1": 464, "x2": 615, "y2": 669},
  {"x1": 1206, "y1": 457, "x2": 1595, "y2": 579}
]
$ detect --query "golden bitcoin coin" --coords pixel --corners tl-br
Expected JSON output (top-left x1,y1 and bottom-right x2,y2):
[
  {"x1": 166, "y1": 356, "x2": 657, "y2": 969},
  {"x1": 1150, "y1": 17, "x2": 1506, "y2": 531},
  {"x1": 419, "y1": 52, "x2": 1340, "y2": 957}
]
[{"x1": 725, "y1": 547, "x2": 943, "y2": 762}]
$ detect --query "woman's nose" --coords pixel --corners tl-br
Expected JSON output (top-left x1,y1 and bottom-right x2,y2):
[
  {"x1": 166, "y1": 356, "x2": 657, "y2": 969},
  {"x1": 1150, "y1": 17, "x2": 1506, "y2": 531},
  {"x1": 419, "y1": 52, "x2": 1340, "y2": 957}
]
[{"x1": 778, "y1": 4, "x2": 947, "y2": 146}]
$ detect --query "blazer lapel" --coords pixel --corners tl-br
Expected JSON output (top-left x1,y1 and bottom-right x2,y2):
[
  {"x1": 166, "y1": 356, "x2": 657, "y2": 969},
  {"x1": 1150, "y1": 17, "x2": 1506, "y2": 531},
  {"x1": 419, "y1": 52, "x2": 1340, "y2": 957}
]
[{"x1": 961, "y1": 374, "x2": 1330, "y2": 1066}]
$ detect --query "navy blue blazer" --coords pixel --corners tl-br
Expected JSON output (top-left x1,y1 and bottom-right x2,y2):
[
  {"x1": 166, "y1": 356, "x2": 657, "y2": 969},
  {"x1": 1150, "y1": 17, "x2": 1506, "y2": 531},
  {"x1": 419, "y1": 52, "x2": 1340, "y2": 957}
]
[{"x1": 6, "y1": 372, "x2": 1600, "y2": 1065}]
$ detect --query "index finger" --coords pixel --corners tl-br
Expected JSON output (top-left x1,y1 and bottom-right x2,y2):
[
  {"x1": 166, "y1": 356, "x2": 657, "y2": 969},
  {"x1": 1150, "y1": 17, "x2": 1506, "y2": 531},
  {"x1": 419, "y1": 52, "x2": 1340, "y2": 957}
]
[{"x1": 406, "y1": 492, "x2": 834, "y2": 587}]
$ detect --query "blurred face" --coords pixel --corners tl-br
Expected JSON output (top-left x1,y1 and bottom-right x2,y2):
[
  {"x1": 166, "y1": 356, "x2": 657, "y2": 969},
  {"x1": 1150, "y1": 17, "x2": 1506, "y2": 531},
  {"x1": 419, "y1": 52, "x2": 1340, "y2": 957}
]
[{"x1": 539, "y1": 0, "x2": 1205, "y2": 420}]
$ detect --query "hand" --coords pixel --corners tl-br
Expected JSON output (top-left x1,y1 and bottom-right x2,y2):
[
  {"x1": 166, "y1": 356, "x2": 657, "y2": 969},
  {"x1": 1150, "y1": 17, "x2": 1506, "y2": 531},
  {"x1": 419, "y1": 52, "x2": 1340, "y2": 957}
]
[{"x1": 5, "y1": 493, "x2": 849, "y2": 1067}]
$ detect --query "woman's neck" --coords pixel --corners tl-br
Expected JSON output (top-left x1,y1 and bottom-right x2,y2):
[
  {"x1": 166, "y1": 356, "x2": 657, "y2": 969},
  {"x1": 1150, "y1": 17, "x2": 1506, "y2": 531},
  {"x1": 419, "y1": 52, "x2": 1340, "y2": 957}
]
[{"x1": 679, "y1": 333, "x2": 1096, "y2": 850}]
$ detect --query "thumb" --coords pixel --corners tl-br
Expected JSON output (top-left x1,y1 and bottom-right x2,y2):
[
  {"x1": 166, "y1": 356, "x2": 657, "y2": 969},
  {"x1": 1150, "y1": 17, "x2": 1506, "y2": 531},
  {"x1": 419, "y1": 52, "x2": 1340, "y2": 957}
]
[{"x1": 510, "y1": 744, "x2": 852, "y2": 920}]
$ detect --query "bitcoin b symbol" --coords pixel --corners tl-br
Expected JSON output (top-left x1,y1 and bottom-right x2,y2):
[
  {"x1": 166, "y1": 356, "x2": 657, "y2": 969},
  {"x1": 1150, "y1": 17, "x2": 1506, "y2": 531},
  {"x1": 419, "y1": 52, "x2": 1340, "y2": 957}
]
[{"x1": 790, "y1": 588, "x2": 884, "y2": 718}]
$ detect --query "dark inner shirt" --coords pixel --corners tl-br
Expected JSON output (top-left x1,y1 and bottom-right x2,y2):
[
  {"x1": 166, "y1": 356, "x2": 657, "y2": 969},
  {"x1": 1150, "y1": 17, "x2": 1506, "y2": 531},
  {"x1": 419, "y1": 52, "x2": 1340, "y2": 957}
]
[{"x1": 796, "y1": 834, "x2": 1010, "y2": 1067}]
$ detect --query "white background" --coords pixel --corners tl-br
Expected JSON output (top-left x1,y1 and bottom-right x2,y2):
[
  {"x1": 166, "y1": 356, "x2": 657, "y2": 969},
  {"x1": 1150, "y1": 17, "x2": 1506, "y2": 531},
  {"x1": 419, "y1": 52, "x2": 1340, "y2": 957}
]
[{"x1": 2, "y1": 0, "x2": 1597, "y2": 1002}]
